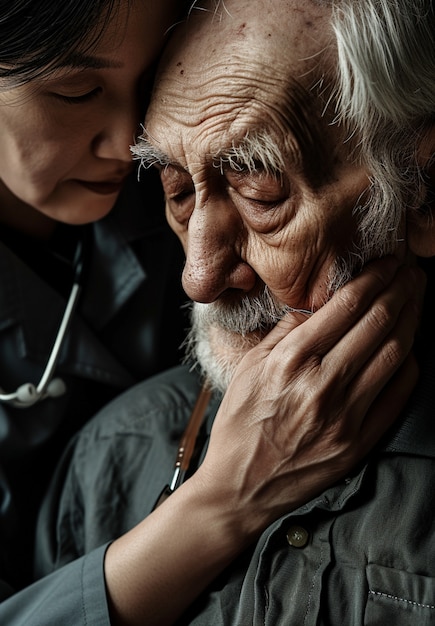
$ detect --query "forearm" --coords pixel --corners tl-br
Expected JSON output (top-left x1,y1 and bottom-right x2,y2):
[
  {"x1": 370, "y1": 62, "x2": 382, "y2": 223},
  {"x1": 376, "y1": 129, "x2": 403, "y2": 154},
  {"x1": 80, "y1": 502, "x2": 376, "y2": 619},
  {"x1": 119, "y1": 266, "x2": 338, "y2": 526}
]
[{"x1": 105, "y1": 476, "x2": 253, "y2": 626}]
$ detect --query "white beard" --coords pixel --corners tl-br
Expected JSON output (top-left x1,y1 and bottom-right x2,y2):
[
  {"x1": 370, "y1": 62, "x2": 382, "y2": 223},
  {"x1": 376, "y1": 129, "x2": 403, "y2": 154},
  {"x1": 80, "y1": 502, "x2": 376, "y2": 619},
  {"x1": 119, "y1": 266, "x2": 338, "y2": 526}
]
[
  {"x1": 183, "y1": 287, "x2": 293, "y2": 393},
  {"x1": 183, "y1": 185, "x2": 403, "y2": 393}
]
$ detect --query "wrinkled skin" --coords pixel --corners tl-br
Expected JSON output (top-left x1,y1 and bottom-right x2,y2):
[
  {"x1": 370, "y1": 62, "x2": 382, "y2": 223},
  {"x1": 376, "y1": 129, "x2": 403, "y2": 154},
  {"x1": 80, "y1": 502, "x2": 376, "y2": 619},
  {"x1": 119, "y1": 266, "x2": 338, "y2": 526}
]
[{"x1": 142, "y1": 0, "x2": 412, "y2": 365}]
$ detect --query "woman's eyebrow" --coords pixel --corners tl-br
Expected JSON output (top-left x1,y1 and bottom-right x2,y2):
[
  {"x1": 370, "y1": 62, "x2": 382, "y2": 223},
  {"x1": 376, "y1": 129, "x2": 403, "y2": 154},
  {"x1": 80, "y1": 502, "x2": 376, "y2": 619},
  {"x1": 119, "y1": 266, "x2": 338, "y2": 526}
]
[{"x1": 54, "y1": 51, "x2": 123, "y2": 70}]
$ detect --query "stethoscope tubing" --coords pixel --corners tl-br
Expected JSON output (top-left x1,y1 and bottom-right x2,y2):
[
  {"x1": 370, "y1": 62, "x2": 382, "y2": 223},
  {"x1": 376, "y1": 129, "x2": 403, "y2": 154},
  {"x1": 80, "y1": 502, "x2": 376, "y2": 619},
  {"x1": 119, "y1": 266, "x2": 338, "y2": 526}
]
[
  {"x1": 36, "y1": 281, "x2": 81, "y2": 395},
  {"x1": 0, "y1": 229, "x2": 88, "y2": 407}
]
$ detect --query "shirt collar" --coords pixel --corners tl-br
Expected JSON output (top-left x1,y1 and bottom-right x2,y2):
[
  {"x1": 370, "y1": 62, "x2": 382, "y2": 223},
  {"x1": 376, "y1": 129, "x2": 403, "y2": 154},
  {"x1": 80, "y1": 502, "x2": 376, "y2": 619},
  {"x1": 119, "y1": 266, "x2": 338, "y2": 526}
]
[
  {"x1": 0, "y1": 243, "x2": 21, "y2": 333},
  {"x1": 0, "y1": 174, "x2": 162, "y2": 385}
]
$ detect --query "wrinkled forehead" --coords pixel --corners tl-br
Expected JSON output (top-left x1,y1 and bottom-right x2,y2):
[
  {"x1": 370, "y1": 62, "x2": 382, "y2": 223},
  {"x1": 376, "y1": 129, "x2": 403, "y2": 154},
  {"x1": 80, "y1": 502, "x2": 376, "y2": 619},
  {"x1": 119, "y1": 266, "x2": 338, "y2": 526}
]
[{"x1": 146, "y1": 0, "x2": 336, "y2": 158}]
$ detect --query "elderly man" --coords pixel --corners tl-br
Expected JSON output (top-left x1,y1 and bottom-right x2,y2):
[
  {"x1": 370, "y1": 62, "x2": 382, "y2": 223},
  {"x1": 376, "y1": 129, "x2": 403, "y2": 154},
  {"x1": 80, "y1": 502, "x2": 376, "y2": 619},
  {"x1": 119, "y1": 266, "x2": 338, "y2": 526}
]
[{"x1": 3, "y1": 0, "x2": 433, "y2": 625}]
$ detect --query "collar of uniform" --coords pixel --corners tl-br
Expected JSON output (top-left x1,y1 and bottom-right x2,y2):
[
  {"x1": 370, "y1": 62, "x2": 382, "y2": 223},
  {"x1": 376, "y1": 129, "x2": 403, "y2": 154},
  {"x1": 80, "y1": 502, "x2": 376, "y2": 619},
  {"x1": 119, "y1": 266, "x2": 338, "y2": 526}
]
[
  {"x1": 79, "y1": 210, "x2": 146, "y2": 330},
  {"x1": 0, "y1": 240, "x2": 135, "y2": 387},
  {"x1": 0, "y1": 242, "x2": 24, "y2": 333},
  {"x1": 0, "y1": 219, "x2": 146, "y2": 336},
  {"x1": 80, "y1": 170, "x2": 167, "y2": 330}
]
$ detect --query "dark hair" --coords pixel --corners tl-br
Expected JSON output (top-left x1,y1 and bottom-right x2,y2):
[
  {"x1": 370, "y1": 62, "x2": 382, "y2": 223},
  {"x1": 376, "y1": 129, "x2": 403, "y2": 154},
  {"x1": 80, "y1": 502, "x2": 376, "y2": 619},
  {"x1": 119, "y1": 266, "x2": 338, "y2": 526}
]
[{"x1": 0, "y1": 0, "x2": 129, "y2": 85}]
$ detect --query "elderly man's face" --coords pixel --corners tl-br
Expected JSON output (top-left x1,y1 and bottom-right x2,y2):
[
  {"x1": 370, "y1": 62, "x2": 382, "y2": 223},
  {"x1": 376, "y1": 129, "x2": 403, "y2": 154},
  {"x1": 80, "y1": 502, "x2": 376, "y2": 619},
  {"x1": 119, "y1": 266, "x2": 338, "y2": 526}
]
[{"x1": 141, "y1": 0, "x2": 402, "y2": 389}]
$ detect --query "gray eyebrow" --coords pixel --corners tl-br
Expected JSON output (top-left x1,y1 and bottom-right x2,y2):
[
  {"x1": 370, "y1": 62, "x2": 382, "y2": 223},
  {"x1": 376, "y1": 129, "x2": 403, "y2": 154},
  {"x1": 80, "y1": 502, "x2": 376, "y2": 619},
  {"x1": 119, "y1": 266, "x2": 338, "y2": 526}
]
[
  {"x1": 212, "y1": 130, "x2": 290, "y2": 177},
  {"x1": 131, "y1": 128, "x2": 293, "y2": 179},
  {"x1": 131, "y1": 134, "x2": 173, "y2": 169}
]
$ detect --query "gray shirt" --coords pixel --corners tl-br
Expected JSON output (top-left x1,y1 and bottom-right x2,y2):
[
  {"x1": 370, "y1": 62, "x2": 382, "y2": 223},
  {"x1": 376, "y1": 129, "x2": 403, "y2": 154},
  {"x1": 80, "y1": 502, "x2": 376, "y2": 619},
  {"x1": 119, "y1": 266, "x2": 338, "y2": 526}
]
[{"x1": 1, "y1": 287, "x2": 435, "y2": 624}]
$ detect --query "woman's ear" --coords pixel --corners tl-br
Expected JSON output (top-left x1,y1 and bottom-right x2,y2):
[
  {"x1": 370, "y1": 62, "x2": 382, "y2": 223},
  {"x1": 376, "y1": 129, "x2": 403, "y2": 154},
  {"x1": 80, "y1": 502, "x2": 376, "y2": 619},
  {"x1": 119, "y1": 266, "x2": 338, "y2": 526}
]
[{"x1": 407, "y1": 124, "x2": 435, "y2": 257}]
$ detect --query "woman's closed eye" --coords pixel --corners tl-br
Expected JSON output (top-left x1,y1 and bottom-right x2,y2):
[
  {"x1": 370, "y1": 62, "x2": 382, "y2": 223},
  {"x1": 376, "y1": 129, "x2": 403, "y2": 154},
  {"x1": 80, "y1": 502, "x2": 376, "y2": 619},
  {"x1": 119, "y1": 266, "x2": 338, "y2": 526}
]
[{"x1": 52, "y1": 87, "x2": 102, "y2": 105}]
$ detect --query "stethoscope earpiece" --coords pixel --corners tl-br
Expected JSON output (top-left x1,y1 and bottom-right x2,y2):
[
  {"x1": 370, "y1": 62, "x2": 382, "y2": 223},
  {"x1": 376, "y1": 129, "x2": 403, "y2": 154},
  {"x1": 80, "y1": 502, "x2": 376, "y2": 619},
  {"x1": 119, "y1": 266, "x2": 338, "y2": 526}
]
[
  {"x1": 15, "y1": 383, "x2": 38, "y2": 404},
  {"x1": 0, "y1": 231, "x2": 87, "y2": 409},
  {"x1": 45, "y1": 378, "x2": 67, "y2": 398},
  {"x1": 0, "y1": 377, "x2": 67, "y2": 408}
]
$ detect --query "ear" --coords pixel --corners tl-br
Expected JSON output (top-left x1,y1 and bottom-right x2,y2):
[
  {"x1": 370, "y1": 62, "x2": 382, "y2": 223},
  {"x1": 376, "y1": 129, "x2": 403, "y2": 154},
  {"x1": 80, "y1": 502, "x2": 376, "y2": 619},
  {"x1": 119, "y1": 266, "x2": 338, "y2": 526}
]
[{"x1": 407, "y1": 124, "x2": 435, "y2": 257}]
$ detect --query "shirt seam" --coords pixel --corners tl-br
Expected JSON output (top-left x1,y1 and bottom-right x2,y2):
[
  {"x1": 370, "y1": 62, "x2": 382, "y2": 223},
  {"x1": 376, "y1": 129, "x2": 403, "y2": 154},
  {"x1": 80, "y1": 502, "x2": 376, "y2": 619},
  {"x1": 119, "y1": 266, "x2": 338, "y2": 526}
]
[{"x1": 368, "y1": 590, "x2": 435, "y2": 610}]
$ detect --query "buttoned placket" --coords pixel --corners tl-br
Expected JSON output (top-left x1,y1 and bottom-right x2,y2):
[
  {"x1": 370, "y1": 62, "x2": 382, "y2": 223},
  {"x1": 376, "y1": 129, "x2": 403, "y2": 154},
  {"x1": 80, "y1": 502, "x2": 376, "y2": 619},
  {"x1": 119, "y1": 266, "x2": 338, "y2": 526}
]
[{"x1": 232, "y1": 467, "x2": 369, "y2": 626}]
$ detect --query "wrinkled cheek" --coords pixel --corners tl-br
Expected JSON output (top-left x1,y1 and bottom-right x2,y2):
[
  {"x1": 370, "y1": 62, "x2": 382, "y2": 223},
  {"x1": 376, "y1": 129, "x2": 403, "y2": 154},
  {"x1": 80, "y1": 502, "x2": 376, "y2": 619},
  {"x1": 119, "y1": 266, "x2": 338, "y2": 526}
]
[
  {"x1": 263, "y1": 249, "x2": 340, "y2": 311},
  {"x1": 253, "y1": 241, "x2": 311, "y2": 304}
]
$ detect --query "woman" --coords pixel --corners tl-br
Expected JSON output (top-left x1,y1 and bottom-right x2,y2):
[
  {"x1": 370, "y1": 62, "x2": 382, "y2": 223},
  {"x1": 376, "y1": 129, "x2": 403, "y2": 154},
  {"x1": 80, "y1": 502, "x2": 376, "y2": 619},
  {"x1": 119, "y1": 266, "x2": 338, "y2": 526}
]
[{"x1": 0, "y1": 0, "x2": 184, "y2": 594}]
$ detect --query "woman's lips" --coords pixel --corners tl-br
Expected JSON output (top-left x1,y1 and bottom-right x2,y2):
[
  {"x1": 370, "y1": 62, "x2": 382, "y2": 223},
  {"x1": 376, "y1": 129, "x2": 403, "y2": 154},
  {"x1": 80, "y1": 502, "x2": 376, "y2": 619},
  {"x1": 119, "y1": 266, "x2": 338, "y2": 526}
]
[{"x1": 78, "y1": 180, "x2": 126, "y2": 195}]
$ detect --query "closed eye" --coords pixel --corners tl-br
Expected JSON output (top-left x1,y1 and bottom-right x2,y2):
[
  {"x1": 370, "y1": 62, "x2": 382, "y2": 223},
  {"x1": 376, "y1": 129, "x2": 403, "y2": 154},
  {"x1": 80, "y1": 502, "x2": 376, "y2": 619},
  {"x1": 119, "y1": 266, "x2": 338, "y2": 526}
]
[
  {"x1": 226, "y1": 168, "x2": 289, "y2": 206},
  {"x1": 160, "y1": 166, "x2": 194, "y2": 202},
  {"x1": 52, "y1": 87, "x2": 102, "y2": 105}
]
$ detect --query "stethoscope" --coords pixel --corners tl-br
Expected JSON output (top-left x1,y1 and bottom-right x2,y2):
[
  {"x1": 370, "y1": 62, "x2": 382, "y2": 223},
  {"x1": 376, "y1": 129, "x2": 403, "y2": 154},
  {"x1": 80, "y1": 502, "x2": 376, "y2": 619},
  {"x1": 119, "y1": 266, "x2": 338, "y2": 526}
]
[{"x1": 0, "y1": 232, "x2": 87, "y2": 409}]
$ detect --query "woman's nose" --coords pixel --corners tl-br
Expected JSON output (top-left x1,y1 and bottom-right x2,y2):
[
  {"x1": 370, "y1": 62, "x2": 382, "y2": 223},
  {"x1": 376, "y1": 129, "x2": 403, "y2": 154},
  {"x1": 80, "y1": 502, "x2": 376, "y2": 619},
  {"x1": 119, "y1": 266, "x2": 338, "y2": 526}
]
[{"x1": 92, "y1": 99, "x2": 139, "y2": 164}]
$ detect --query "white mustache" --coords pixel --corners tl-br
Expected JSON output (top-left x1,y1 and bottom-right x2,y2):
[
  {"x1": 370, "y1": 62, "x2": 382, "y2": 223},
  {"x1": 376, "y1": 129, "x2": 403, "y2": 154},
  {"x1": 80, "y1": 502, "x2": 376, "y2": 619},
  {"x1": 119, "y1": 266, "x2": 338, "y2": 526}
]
[{"x1": 190, "y1": 287, "x2": 312, "y2": 337}]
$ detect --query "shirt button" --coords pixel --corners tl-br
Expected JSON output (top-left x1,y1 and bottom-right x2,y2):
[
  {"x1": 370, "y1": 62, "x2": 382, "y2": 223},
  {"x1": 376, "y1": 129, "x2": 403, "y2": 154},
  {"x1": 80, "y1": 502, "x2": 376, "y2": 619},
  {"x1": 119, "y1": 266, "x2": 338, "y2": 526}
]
[{"x1": 286, "y1": 525, "x2": 309, "y2": 548}]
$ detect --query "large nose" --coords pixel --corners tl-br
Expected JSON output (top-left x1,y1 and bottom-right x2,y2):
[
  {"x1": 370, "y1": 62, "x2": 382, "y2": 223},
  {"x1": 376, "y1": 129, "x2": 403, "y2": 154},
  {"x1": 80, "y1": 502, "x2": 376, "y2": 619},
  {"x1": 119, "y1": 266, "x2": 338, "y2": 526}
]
[
  {"x1": 181, "y1": 196, "x2": 257, "y2": 303},
  {"x1": 92, "y1": 98, "x2": 139, "y2": 164}
]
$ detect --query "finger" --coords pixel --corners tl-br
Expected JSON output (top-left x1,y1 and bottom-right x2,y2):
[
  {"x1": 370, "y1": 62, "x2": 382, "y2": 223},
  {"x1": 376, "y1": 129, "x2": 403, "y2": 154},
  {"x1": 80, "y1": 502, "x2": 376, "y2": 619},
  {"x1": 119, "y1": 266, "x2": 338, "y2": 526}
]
[
  {"x1": 321, "y1": 265, "x2": 424, "y2": 383},
  {"x1": 251, "y1": 256, "x2": 401, "y2": 356},
  {"x1": 256, "y1": 310, "x2": 310, "y2": 349},
  {"x1": 290, "y1": 257, "x2": 408, "y2": 357},
  {"x1": 355, "y1": 353, "x2": 419, "y2": 455},
  {"x1": 338, "y1": 297, "x2": 420, "y2": 423}
]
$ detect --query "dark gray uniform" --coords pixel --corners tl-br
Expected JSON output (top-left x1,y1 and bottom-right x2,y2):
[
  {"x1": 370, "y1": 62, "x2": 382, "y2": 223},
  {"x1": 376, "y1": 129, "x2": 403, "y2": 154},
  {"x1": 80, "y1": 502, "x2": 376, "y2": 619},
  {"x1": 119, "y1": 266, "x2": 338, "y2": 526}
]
[{"x1": 0, "y1": 170, "x2": 186, "y2": 593}]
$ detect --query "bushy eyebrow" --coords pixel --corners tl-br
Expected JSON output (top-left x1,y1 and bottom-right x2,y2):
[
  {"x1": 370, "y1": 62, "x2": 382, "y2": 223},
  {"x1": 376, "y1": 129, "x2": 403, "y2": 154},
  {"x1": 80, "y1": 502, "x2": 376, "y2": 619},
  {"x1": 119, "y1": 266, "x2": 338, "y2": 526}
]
[
  {"x1": 132, "y1": 128, "x2": 295, "y2": 180},
  {"x1": 213, "y1": 130, "x2": 290, "y2": 177},
  {"x1": 131, "y1": 134, "x2": 174, "y2": 169}
]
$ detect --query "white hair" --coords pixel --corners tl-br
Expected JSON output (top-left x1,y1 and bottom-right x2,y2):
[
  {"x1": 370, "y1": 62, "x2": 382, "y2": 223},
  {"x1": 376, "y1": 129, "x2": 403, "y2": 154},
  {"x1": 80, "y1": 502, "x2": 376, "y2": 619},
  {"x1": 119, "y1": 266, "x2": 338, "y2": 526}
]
[
  {"x1": 332, "y1": 0, "x2": 435, "y2": 128},
  {"x1": 331, "y1": 0, "x2": 435, "y2": 260}
]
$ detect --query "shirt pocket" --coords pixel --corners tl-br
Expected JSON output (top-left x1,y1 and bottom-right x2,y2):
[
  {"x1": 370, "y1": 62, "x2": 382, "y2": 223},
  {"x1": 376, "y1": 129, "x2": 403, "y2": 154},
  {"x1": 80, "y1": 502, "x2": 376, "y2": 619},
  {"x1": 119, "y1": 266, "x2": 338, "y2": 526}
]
[{"x1": 365, "y1": 563, "x2": 435, "y2": 625}]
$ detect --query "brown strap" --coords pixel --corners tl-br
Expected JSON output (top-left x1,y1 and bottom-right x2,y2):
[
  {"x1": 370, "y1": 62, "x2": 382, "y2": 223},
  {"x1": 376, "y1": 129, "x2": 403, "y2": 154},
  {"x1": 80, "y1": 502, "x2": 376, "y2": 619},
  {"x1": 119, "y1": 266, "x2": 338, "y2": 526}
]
[
  {"x1": 175, "y1": 382, "x2": 211, "y2": 472},
  {"x1": 152, "y1": 382, "x2": 211, "y2": 510}
]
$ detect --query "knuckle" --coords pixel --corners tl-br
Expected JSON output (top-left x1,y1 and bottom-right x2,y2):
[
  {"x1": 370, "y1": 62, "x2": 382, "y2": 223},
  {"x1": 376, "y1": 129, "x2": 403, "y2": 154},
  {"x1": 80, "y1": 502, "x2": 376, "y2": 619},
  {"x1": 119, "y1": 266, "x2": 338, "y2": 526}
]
[
  {"x1": 334, "y1": 287, "x2": 361, "y2": 317},
  {"x1": 381, "y1": 337, "x2": 408, "y2": 368},
  {"x1": 364, "y1": 301, "x2": 392, "y2": 333}
]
